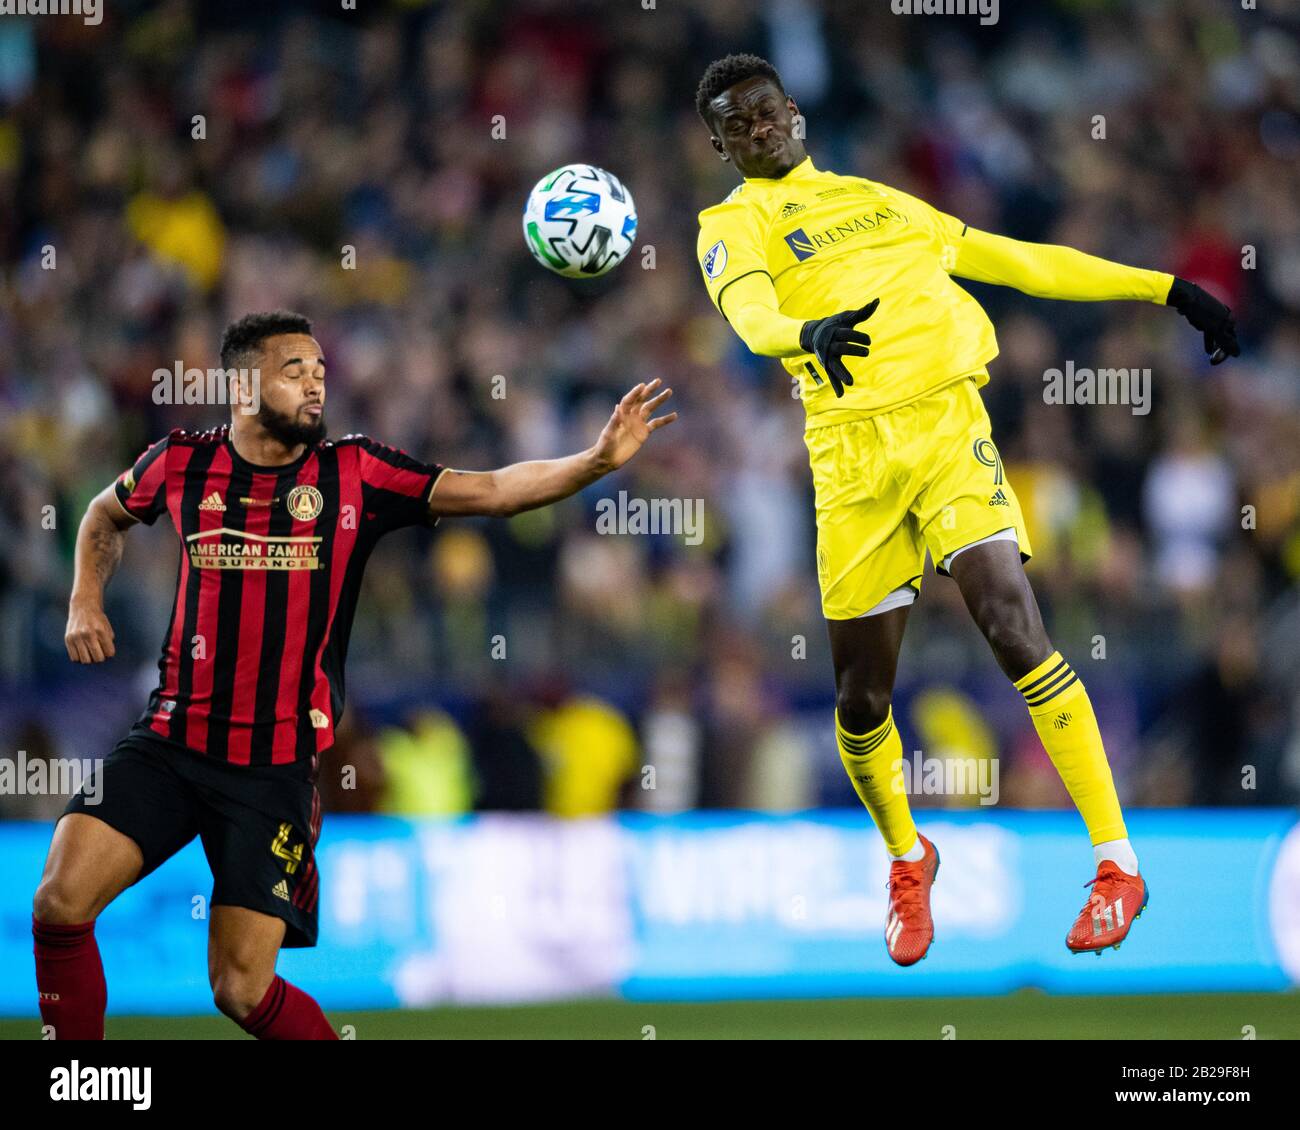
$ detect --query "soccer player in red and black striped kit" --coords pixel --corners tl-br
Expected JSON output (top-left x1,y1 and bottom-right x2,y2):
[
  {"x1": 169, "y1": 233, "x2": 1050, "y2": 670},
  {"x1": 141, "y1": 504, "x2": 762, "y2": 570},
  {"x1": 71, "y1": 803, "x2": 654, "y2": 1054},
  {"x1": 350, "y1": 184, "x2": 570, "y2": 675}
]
[{"x1": 34, "y1": 311, "x2": 676, "y2": 1039}]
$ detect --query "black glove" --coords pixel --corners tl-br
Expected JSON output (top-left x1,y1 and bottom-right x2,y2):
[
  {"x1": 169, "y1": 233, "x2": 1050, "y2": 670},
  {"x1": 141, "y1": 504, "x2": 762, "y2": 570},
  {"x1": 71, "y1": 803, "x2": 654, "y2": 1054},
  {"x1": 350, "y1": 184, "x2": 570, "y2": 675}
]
[
  {"x1": 799, "y1": 298, "x2": 879, "y2": 397},
  {"x1": 1167, "y1": 277, "x2": 1239, "y2": 365}
]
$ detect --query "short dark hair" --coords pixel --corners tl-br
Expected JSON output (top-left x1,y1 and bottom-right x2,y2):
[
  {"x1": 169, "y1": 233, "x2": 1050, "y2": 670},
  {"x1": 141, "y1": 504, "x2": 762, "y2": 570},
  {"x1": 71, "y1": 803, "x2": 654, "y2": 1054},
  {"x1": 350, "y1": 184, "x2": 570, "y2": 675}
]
[
  {"x1": 695, "y1": 53, "x2": 785, "y2": 128},
  {"x1": 219, "y1": 310, "x2": 313, "y2": 371}
]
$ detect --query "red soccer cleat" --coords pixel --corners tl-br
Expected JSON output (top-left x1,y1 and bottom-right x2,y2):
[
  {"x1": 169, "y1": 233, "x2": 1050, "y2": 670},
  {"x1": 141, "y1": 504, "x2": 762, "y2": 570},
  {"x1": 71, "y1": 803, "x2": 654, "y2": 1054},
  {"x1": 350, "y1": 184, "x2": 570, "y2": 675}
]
[
  {"x1": 884, "y1": 834, "x2": 940, "y2": 966},
  {"x1": 1066, "y1": 860, "x2": 1149, "y2": 954}
]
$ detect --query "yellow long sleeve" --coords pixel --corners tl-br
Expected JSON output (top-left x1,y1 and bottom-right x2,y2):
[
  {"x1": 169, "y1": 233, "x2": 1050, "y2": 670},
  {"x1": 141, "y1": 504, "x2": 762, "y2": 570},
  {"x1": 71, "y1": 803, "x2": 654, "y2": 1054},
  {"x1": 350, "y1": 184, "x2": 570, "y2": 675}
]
[
  {"x1": 718, "y1": 271, "x2": 807, "y2": 357},
  {"x1": 954, "y1": 228, "x2": 1173, "y2": 304},
  {"x1": 716, "y1": 229, "x2": 1173, "y2": 360}
]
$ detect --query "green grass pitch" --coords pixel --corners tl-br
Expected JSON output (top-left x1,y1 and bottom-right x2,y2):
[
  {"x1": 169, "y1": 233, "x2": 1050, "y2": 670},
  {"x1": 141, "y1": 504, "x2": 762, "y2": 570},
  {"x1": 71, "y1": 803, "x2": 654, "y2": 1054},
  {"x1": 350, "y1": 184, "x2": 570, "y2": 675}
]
[{"x1": 1, "y1": 991, "x2": 1297, "y2": 1039}]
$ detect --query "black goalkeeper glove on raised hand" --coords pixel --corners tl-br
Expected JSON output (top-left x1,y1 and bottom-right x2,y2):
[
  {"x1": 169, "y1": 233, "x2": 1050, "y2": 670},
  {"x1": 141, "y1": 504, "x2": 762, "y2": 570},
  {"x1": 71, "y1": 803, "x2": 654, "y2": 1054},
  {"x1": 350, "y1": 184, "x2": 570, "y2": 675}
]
[
  {"x1": 799, "y1": 298, "x2": 880, "y2": 397},
  {"x1": 1167, "y1": 277, "x2": 1240, "y2": 365}
]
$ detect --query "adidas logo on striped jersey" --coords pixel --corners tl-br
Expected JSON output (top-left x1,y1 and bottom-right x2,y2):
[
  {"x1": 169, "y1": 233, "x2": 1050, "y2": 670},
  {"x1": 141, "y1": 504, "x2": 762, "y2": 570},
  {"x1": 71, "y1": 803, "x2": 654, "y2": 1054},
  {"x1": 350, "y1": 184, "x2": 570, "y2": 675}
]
[
  {"x1": 198, "y1": 492, "x2": 226, "y2": 511},
  {"x1": 272, "y1": 879, "x2": 290, "y2": 901}
]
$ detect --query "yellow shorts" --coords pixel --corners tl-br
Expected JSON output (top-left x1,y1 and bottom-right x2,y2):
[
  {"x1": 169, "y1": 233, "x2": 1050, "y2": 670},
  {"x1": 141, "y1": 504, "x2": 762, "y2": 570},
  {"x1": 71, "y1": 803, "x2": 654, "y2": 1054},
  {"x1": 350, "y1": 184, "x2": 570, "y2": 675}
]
[{"x1": 807, "y1": 377, "x2": 1033, "y2": 620}]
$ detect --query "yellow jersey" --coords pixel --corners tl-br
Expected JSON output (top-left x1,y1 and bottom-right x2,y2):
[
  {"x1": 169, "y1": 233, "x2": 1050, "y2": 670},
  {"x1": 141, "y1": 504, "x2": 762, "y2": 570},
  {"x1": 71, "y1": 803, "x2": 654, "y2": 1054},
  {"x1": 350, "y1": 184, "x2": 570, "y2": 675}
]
[{"x1": 697, "y1": 157, "x2": 995, "y2": 423}]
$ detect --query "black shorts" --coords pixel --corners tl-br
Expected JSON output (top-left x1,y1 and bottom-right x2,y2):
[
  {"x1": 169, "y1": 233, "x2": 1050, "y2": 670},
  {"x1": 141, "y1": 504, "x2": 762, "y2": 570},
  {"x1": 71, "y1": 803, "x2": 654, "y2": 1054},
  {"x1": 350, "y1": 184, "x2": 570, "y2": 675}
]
[{"x1": 63, "y1": 729, "x2": 323, "y2": 948}]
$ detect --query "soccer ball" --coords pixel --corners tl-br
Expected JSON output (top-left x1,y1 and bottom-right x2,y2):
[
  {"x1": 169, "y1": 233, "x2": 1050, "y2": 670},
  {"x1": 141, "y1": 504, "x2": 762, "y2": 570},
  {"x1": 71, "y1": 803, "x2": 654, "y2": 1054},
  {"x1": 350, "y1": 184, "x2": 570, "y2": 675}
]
[{"x1": 523, "y1": 164, "x2": 638, "y2": 278}]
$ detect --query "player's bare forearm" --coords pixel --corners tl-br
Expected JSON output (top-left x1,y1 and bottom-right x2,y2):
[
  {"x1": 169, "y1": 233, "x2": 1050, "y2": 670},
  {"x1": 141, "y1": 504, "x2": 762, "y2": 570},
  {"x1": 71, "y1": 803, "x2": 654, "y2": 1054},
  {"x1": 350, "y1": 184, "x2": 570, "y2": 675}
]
[
  {"x1": 71, "y1": 489, "x2": 131, "y2": 602},
  {"x1": 66, "y1": 487, "x2": 133, "y2": 663},
  {"x1": 430, "y1": 379, "x2": 677, "y2": 519},
  {"x1": 432, "y1": 451, "x2": 604, "y2": 519}
]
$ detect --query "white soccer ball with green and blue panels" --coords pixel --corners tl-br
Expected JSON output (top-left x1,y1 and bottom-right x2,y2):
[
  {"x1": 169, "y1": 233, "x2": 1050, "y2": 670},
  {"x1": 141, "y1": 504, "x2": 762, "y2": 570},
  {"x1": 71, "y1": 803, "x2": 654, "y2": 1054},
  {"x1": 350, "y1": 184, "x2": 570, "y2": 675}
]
[{"x1": 523, "y1": 164, "x2": 638, "y2": 278}]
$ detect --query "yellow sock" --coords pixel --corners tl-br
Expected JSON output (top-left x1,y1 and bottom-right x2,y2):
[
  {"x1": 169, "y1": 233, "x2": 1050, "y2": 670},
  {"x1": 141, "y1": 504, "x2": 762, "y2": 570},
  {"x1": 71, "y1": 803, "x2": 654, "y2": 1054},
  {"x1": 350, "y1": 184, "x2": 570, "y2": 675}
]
[
  {"x1": 1015, "y1": 651, "x2": 1127, "y2": 844},
  {"x1": 836, "y1": 708, "x2": 918, "y2": 857}
]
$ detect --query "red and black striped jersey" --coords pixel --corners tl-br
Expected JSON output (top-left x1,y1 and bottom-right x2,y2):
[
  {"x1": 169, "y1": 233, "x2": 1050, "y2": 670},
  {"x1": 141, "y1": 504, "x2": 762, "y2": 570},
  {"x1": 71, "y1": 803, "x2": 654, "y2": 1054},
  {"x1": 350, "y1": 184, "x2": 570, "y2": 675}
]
[{"x1": 114, "y1": 425, "x2": 444, "y2": 765}]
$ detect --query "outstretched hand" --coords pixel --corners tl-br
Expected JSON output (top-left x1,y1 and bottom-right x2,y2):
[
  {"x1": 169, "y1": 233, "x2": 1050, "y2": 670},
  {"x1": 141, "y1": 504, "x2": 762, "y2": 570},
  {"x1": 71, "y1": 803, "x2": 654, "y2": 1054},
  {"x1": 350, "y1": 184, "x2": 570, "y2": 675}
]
[
  {"x1": 1167, "y1": 277, "x2": 1240, "y2": 365},
  {"x1": 592, "y1": 378, "x2": 677, "y2": 471}
]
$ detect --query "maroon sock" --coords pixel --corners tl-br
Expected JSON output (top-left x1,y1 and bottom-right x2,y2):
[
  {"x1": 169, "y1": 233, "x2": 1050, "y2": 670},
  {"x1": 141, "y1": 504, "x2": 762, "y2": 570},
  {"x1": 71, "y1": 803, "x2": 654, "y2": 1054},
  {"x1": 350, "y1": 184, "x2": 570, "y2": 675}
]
[
  {"x1": 239, "y1": 976, "x2": 338, "y2": 1040},
  {"x1": 32, "y1": 916, "x2": 107, "y2": 1040}
]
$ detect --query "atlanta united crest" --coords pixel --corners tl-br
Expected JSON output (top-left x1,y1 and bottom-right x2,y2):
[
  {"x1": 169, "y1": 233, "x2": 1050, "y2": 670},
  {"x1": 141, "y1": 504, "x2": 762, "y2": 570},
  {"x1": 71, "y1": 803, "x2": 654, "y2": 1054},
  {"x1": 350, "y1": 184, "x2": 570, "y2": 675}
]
[{"x1": 286, "y1": 484, "x2": 324, "y2": 522}]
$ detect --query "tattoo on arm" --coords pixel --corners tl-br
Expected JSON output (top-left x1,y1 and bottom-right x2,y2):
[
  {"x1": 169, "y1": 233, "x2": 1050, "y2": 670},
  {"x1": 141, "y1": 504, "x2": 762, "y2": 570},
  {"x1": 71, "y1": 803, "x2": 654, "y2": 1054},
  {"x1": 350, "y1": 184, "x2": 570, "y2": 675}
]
[
  {"x1": 74, "y1": 501, "x2": 128, "y2": 601},
  {"x1": 87, "y1": 521, "x2": 126, "y2": 586}
]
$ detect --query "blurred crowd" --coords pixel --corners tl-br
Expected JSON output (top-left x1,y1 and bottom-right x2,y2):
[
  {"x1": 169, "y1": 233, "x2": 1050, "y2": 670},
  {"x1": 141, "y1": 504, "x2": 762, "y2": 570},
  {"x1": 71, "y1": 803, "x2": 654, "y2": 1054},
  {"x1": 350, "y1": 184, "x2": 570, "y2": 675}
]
[{"x1": 2, "y1": 0, "x2": 1299, "y2": 820}]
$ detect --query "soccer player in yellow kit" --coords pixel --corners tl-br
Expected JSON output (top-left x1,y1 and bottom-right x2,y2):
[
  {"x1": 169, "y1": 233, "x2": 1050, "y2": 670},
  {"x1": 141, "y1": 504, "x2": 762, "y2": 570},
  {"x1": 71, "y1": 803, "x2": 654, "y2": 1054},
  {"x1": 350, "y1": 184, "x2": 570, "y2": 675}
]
[{"x1": 694, "y1": 54, "x2": 1239, "y2": 965}]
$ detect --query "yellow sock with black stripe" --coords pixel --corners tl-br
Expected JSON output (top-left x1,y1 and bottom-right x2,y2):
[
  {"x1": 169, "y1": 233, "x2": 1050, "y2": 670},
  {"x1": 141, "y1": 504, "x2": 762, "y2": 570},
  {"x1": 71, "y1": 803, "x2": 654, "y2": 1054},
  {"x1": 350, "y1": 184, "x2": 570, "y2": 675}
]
[
  {"x1": 836, "y1": 708, "x2": 918, "y2": 858},
  {"x1": 1015, "y1": 652, "x2": 1127, "y2": 845}
]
